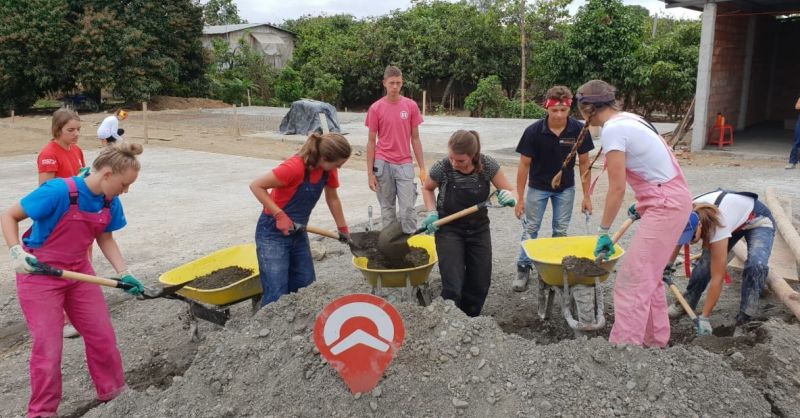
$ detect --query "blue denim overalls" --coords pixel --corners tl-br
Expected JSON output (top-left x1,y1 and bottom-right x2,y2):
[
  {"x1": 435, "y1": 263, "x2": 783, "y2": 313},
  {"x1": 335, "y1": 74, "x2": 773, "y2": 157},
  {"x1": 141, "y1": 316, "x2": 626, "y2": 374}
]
[{"x1": 256, "y1": 170, "x2": 329, "y2": 306}]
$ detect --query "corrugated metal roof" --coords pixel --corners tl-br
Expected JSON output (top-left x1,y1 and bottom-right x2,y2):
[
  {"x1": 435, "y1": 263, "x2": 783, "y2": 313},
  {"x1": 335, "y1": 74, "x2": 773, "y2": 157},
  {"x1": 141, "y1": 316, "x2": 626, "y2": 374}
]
[{"x1": 203, "y1": 23, "x2": 296, "y2": 36}]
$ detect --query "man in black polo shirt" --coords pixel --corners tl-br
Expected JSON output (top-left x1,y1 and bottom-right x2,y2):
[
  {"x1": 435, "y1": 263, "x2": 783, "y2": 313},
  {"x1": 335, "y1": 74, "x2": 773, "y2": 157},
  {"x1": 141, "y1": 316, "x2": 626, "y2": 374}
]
[{"x1": 513, "y1": 85, "x2": 594, "y2": 291}]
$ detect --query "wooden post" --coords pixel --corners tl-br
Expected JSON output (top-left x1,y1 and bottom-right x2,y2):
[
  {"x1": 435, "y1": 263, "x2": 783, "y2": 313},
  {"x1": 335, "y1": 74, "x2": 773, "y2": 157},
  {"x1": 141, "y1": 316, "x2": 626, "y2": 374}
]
[
  {"x1": 520, "y1": 0, "x2": 526, "y2": 118},
  {"x1": 142, "y1": 102, "x2": 149, "y2": 144},
  {"x1": 319, "y1": 113, "x2": 330, "y2": 134},
  {"x1": 233, "y1": 104, "x2": 240, "y2": 137},
  {"x1": 247, "y1": 89, "x2": 252, "y2": 107},
  {"x1": 422, "y1": 90, "x2": 427, "y2": 116},
  {"x1": 10, "y1": 109, "x2": 14, "y2": 124},
  {"x1": 766, "y1": 187, "x2": 800, "y2": 263}
]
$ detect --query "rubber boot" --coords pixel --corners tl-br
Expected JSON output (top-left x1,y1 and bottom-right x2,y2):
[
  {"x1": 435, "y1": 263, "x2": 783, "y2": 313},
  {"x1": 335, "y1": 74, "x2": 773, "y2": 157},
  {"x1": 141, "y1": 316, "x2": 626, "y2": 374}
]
[{"x1": 513, "y1": 265, "x2": 531, "y2": 292}]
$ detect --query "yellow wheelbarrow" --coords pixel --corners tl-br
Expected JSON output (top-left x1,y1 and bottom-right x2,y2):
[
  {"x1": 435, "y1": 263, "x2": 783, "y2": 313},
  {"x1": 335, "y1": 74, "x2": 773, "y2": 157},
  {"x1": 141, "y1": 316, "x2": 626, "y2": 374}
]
[
  {"x1": 352, "y1": 235, "x2": 437, "y2": 305},
  {"x1": 522, "y1": 235, "x2": 625, "y2": 332},
  {"x1": 159, "y1": 244, "x2": 262, "y2": 339}
]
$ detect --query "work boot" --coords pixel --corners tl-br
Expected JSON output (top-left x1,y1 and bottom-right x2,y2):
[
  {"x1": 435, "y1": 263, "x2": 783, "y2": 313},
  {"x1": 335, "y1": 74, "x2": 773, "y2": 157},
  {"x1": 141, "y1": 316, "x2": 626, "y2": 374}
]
[
  {"x1": 667, "y1": 303, "x2": 687, "y2": 319},
  {"x1": 785, "y1": 163, "x2": 797, "y2": 169},
  {"x1": 513, "y1": 265, "x2": 531, "y2": 292}
]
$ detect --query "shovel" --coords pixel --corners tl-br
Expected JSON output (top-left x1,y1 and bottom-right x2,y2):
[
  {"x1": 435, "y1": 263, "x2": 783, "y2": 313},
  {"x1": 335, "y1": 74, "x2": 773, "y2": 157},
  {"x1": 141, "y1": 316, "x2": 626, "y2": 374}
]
[
  {"x1": 377, "y1": 191, "x2": 501, "y2": 264},
  {"x1": 663, "y1": 275, "x2": 697, "y2": 320},
  {"x1": 295, "y1": 224, "x2": 376, "y2": 258},
  {"x1": 32, "y1": 260, "x2": 193, "y2": 299}
]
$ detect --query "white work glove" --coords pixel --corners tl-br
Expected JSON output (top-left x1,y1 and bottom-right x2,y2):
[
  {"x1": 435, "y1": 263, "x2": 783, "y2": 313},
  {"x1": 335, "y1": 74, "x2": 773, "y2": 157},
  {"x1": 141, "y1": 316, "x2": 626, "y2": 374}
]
[
  {"x1": 694, "y1": 315, "x2": 713, "y2": 336},
  {"x1": 497, "y1": 189, "x2": 517, "y2": 207},
  {"x1": 9, "y1": 244, "x2": 40, "y2": 273}
]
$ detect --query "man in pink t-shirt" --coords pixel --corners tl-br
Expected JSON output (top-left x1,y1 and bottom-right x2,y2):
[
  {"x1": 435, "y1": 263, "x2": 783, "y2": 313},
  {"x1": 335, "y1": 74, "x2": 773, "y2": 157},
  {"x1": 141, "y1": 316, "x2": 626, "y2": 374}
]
[{"x1": 366, "y1": 65, "x2": 426, "y2": 233}]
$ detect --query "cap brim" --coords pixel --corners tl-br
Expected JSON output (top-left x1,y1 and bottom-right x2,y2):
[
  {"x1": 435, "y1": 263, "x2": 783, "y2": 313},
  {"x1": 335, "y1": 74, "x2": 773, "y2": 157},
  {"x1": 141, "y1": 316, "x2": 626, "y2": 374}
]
[{"x1": 678, "y1": 229, "x2": 694, "y2": 245}]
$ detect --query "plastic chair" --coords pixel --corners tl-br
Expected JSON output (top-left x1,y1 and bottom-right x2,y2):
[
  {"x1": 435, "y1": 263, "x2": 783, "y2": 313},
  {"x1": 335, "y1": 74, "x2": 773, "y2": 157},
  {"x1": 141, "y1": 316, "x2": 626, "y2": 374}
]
[{"x1": 707, "y1": 113, "x2": 734, "y2": 149}]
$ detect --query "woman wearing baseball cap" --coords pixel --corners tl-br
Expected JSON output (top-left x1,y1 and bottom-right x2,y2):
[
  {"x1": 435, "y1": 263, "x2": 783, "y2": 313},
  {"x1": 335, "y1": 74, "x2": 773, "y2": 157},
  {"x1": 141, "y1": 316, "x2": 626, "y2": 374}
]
[{"x1": 667, "y1": 190, "x2": 775, "y2": 337}]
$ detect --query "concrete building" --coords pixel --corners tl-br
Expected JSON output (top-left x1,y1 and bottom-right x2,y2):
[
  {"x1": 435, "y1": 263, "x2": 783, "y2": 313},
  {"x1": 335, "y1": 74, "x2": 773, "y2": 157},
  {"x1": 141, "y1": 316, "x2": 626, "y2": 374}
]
[
  {"x1": 664, "y1": 1, "x2": 800, "y2": 151},
  {"x1": 202, "y1": 23, "x2": 296, "y2": 69}
]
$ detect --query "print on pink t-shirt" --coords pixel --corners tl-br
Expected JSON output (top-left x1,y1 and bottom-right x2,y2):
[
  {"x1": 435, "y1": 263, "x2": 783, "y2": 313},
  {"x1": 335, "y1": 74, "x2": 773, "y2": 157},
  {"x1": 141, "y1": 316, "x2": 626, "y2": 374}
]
[{"x1": 365, "y1": 96, "x2": 423, "y2": 164}]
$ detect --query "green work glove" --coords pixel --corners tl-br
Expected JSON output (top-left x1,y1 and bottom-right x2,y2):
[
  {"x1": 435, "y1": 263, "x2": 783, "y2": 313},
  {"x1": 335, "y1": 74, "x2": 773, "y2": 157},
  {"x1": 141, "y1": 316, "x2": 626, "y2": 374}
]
[
  {"x1": 78, "y1": 166, "x2": 91, "y2": 177},
  {"x1": 119, "y1": 272, "x2": 145, "y2": 296},
  {"x1": 627, "y1": 203, "x2": 641, "y2": 221},
  {"x1": 694, "y1": 315, "x2": 712, "y2": 336},
  {"x1": 594, "y1": 227, "x2": 615, "y2": 260},
  {"x1": 422, "y1": 212, "x2": 439, "y2": 234},
  {"x1": 497, "y1": 189, "x2": 517, "y2": 207}
]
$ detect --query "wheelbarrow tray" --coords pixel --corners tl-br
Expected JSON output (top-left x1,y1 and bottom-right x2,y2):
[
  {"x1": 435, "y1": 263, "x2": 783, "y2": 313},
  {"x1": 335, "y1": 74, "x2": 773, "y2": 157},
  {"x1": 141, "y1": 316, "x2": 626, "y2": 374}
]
[
  {"x1": 159, "y1": 244, "x2": 262, "y2": 306},
  {"x1": 352, "y1": 235, "x2": 437, "y2": 287},
  {"x1": 522, "y1": 235, "x2": 625, "y2": 287}
]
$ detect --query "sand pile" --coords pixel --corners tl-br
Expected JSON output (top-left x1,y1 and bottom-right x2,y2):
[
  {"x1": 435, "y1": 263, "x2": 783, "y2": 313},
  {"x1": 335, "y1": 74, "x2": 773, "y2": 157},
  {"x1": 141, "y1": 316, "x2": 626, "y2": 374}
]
[{"x1": 84, "y1": 280, "x2": 796, "y2": 418}]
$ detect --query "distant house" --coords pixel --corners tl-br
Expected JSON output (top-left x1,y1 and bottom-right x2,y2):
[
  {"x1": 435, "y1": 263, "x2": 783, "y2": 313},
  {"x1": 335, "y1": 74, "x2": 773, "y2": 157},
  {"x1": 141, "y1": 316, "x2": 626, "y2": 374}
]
[
  {"x1": 201, "y1": 23, "x2": 296, "y2": 69},
  {"x1": 664, "y1": 0, "x2": 800, "y2": 151}
]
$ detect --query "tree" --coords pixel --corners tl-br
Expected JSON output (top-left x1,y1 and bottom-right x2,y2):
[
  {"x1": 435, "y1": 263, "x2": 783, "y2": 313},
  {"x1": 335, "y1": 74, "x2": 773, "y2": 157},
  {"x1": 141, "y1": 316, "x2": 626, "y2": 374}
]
[
  {"x1": 202, "y1": 0, "x2": 246, "y2": 25},
  {"x1": 0, "y1": 0, "x2": 75, "y2": 112}
]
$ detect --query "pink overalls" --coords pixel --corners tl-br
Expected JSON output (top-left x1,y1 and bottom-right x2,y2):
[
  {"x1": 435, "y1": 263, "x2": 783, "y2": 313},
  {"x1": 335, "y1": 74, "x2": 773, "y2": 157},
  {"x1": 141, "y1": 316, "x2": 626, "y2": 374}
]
[
  {"x1": 17, "y1": 177, "x2": 126, "y2": 417},
  {"x1": 606, "y1": 118, "x2": 692, "y2": 348}
]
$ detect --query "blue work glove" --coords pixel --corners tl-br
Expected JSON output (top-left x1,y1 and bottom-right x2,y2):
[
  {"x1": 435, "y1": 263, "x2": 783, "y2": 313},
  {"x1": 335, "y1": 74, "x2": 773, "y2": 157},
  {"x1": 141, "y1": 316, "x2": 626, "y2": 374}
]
[
  {"x1": 627, "y1": 203, "x2": 641, "y2": 221},
  {"x1": 422, "y1": 212, "x2": 439, "y2": 234},
  {"x1": 78, "y1": 166, "x2": 91, "y2": 177},
  {"x1": 497, "y1": 189, "x2": 517, "y2": 207},
  {"x1": 694, "y1": 315, "x2": 712, "y2": 336},
  {"x1": 119, "y1": 272, "x2": 145, "y2": 296},
  {"x1": 594, "y1": 227, "x2": 615, "y2": 260}
]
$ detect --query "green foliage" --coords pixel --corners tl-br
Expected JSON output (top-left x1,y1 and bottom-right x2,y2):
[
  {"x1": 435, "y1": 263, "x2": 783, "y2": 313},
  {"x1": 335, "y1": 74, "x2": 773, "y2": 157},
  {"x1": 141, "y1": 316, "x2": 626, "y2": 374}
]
[
  {"x1": 208, "y1": 37, "x2": 278, "y2": 104},
  {"x1": 464, "y1": 76, "x2": 508, "y2": 118},
  {"x1": 275, "y1": 68, "x2": 305, "y2": 104},
  {"x1": 203, "y1": 0, "x2": 246, "y2": 25},
  {"x1": 0, "y1": 0, "x2": 207, "y2": 110},
  {"x1": 464, "y1": 75, "x2": 546, "y2": 119}
]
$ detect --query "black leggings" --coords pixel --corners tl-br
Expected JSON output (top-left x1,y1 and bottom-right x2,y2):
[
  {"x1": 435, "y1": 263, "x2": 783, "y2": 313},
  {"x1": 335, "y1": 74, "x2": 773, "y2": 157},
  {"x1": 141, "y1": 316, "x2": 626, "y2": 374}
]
[{"x1": 435, "y1": 223, "x2": 492, "y2": 317}]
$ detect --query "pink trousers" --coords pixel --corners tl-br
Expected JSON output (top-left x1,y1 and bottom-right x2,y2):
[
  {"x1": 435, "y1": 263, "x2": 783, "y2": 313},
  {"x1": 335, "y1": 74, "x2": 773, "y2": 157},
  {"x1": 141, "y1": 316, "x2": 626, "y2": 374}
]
[{"x1": 17, "y1": 273, "x2": 126, "y2": 417}]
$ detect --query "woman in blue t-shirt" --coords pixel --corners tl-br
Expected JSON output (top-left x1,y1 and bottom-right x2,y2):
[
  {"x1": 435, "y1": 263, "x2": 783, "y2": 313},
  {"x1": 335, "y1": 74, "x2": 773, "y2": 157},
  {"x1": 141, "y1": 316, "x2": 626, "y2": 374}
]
[{"x1": 1, "y1": 143, "x2": 145, "y2": 418}]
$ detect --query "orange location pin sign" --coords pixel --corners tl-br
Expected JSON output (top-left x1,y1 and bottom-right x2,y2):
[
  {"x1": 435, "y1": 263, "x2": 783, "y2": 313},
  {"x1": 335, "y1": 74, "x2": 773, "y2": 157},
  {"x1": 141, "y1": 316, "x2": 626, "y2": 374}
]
[{"x1": 313, "y1": 293, "x2": 405, "y2": 393}]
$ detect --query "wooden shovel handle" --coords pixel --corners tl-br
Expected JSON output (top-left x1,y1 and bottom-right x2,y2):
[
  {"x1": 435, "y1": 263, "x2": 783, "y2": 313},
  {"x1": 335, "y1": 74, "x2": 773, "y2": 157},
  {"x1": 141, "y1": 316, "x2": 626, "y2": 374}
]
[
  {"x1": 303, "y1": 225, "x2": 340, "y2": 240},
  {"x1": 433, "y1": 205, "x2": 481, "y2": 227},
  {"x1": 612, "y1": 217, "x2": 635, "y2": 244},
  {"x1": 667, "y1": 282, "x2": 697, "y2": 320},
  {"x1": 60, "y1": 270, "x2": 130, "y2": 290}
]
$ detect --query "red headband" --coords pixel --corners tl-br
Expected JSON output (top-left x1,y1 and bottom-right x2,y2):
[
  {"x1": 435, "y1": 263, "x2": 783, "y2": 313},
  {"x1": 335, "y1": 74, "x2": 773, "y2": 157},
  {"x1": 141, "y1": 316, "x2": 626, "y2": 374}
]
[{"x1": 544, "y1": 98, "x2": 573, "y2": 108}]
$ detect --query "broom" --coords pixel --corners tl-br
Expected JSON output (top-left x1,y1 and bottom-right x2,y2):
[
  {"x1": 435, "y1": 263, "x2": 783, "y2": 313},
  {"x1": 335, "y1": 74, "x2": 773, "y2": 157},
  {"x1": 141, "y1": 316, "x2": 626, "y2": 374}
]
[{"x1": 550, "y1": 114, "x2": 594, "y2": 190}]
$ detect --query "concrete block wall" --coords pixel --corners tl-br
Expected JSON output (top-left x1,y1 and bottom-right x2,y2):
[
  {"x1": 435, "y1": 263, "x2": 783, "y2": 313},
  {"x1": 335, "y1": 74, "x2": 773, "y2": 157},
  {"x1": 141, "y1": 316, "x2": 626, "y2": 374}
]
[{"x1": 706, "y1": 4, "x2": 748, "y2": 132}]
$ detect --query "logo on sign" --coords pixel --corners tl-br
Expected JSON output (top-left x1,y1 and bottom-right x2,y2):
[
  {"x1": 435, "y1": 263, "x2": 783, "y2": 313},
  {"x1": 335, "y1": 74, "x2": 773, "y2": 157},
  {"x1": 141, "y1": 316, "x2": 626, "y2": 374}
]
[
  {"x1": 313, "y1": 293, "x2": 405, "y2": 393},
  {"x1": 400, "y1": 110, "x2": 409, "y2": 120}
]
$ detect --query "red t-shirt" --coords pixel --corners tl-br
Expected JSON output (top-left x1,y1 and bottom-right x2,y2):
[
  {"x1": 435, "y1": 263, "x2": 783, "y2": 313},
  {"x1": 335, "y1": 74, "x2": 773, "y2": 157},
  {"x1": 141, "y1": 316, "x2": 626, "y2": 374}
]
[
  {"x1": 37, "y1": 141, "x2": 85, "y2": 178},
  {"x1": 265, "y1": 156, "x2": 340, "y2": 214}
]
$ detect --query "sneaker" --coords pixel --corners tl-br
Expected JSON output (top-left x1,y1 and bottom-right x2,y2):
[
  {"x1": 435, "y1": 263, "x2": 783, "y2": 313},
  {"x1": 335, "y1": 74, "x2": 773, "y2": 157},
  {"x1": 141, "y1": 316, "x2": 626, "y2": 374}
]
[
  {"x1": 667, "y1": 303, "x2": 687, "y2": 319},
  {"x1": 513, "y1": 265, "x2": 531, "y2": 292},
  {"x1": 63, "y1": 324, "x2": 80, "y2": 339},
  {"x1": 785, "y1": 163, "x2": 796, "y2": 169}
]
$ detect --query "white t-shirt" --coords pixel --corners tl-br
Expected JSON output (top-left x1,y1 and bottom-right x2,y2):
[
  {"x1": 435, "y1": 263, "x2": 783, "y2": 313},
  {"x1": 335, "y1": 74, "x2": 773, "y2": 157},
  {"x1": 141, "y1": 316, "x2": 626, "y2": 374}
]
[
  {"x1": 694, "y1": 191, "x2": 755, "y2": 243},
  {"x1": 97, "y1": 116, "x2": 122, "y2": 141},
  {"x1": 601, "y1": 113, "x2": 677, "y2": 183}
]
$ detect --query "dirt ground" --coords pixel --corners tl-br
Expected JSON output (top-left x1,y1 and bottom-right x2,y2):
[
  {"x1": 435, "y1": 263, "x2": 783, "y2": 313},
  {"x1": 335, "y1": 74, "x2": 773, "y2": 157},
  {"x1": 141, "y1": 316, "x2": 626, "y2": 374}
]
[{"x1": 0, "y1": 108, "x2": 799, "y2": 417}]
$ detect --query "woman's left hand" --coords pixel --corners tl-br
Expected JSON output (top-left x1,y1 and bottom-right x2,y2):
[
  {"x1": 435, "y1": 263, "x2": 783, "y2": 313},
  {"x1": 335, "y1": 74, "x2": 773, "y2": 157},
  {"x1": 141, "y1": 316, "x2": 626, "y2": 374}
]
[{"x1": 497, "y1": 189, "x2": 517, "y2": 207}]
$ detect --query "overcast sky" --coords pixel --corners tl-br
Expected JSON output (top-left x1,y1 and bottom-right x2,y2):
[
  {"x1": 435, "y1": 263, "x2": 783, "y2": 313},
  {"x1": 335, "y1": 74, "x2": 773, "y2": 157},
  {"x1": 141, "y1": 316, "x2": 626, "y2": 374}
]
[{"x1": 234, "y1": 0, "x2": 701, "y2": 26}]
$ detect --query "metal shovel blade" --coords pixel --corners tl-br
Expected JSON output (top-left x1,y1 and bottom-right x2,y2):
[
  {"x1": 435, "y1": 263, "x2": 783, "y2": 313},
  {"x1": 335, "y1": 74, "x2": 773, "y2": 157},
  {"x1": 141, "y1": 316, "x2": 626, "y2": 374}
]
[
  {"x1": 141, "y1": 280, "x2": 196, "y2": 299},
  {"x1": 377, "y1": 221, "x2": 412, "y2": 265},
  {"x1": 348, "y1": 231, "x2": 379, "y2": 258}
]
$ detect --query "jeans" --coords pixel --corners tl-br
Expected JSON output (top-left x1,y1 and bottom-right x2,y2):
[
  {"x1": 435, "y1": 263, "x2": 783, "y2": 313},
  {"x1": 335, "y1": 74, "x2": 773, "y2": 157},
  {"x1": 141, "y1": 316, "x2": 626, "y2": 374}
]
[
  {"x1": 684, "y1": 200, "x2": 775, "y2": 322},
  {"x1": 517, "y1": 186, "x2": 575, "y2": 268},
  {"x1": 255, "y1": 213, "x2": 315, "y2": 307},
  {"x1": 790, "y1": 117, "x2": 800, "y2": 164},
  {"x1": 436, "y1": 224, "x2": 492, "y2": 317}
]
